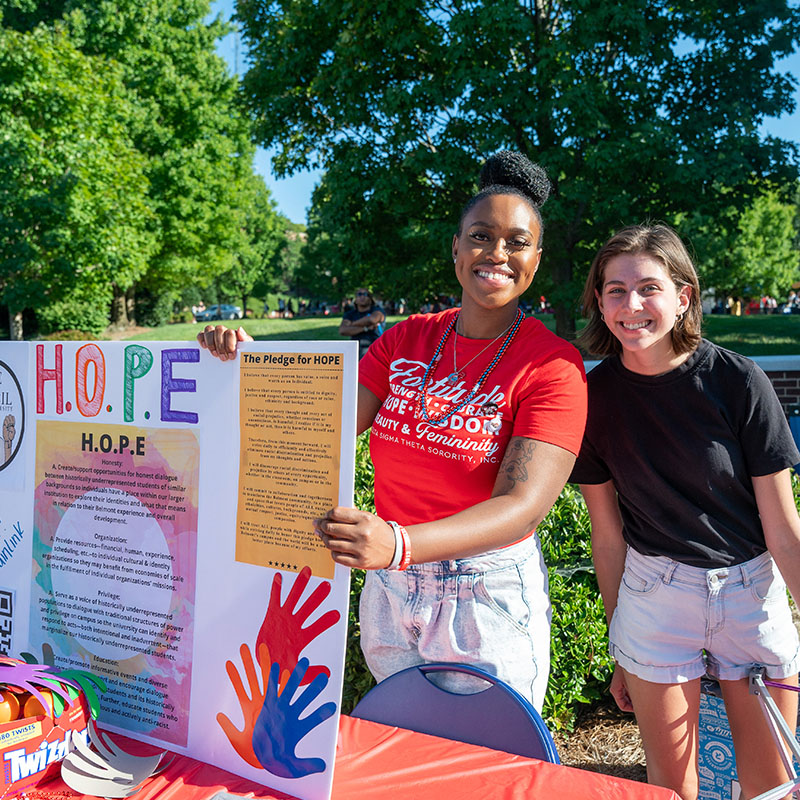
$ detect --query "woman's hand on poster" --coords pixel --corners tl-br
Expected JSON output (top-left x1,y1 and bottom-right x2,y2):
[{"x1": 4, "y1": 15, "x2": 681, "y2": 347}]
[
  {"x1": 609, "y1": 663, "x2": 633, "y2": 712},
  {"x1": 253, "y1": 657, "x2": 336, "y2": 779},
  {"x1": 216, "y1": 642, "x2": 289, "y2": 768},
  {"x1": 255, "y1": 566, "x2": 340, "y2": 686},
  {"x1": 313, "y1": 507, "x2": 396, "y2": 570},
  {"x1": 196, "y1": 324, "x2": 252, "y2": 361}
]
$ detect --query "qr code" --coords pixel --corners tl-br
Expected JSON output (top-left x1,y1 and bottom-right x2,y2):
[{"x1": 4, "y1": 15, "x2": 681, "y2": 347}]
[{"x1": 0, "y1": 588, "x2": 13, "y2": 656}]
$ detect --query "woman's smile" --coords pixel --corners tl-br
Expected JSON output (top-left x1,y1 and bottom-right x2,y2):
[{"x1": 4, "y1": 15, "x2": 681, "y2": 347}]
[
  {"x1": 620, "y1": 319, "x2": 651, "y2": 330},
  {"x1": 474, "y1": 266, "x2": 515, "y2": 285}
]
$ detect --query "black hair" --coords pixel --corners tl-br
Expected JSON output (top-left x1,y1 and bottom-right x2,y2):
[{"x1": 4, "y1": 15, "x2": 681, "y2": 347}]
[{"x1": 458, "y1": 151, "x2": 552, "y2": 245}]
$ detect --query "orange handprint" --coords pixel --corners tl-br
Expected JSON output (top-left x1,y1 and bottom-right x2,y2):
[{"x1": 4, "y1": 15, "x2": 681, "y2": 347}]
[
  {"x1": 255, "y1": 566, "x2": 340, "y2": 686},
  {"x1": 217, "y1": 642, "x2": 289, "y2": 768}
]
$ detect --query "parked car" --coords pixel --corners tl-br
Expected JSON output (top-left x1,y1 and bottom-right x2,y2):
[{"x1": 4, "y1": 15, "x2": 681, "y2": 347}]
[{"x1": 194, "y1": 304, "x2": 243, "y2": 322}]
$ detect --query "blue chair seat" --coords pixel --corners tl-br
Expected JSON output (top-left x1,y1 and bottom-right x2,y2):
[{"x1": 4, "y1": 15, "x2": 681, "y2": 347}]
[{"x1": 350, "y1": 662, "x2": 559, "y2": 763}]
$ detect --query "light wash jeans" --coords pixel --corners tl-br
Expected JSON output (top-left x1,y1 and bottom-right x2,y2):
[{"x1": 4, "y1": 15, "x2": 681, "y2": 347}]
[
  {"x1": 359, "y1": 534, "x2": 551, "y2": 711},
  {"x1": 611, "y1": 547, "x2": 800, "y2": 683}
]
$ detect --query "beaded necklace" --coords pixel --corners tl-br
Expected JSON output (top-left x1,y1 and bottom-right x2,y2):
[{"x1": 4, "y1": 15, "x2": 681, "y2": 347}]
[
  {"x1": 448, "y1": 316, "x2": 515, "y2": 385},
  {"x1": 416, "y1": 308, "x2": 523, "y2": 426}
]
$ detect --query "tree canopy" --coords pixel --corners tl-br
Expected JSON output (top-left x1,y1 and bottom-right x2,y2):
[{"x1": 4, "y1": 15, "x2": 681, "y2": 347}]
[
  {"x1": 680, "y1": 186, "x2": 800, "y2": 300},
  {"x1": 0, "y1": 22, "x2": 154, "y2": 337},
  {"x1": 213, "y1": 173, "x2": 287, "y2": 315},
  {"x1": 237, "y1": 0, "x2": 800, "y2": 332},
  {"x1": 0, "y1": 0, "x2": 286, "y2": 337}
]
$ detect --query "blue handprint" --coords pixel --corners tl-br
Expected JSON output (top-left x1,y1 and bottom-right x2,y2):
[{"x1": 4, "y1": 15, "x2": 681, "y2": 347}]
[{"x1": 252, "y1": 657, "x2": 337, "y2": 779}]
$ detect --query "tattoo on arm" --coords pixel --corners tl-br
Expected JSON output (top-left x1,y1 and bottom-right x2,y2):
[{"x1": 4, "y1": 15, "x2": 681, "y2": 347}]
[{"x1": 499, "y1": 438, "x2": 536, "y2": 490}]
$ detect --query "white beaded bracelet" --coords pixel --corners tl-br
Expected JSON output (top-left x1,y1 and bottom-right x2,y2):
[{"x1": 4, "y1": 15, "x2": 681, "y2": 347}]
[{"x1": 386, "y1": 520, "x2": 404, "y2": 570}]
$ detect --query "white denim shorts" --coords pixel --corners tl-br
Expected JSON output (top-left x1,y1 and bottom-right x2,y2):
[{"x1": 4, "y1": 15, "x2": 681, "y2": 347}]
[
  {"x1": 610, "y1": 547, "x2": 800, "y2": 683},
  {"x1": 359, "y1": 534, "x2": 551, "y2": 711}
]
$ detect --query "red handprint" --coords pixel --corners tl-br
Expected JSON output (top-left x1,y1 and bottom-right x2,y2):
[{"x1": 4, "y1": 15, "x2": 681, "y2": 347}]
[
  {"x1": 217, "y1": 642, "x2": 290, "y2": 768},
  {"x1": 255, "y1": 566, "x2": 340, "y2": 685}
]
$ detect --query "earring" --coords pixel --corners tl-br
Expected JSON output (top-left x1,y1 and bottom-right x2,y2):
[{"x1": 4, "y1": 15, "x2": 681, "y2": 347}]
[{"x1": 453, "y1": 255, "x2": 457, "y2": 263}]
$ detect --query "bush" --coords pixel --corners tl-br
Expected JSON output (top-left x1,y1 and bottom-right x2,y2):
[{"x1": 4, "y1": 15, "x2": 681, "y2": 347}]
[
  {"x1": 171, "y1": 309, "x2": 195, "y2": 324},
  {"x1": 342, "y1": 568, "x2": 374, "y2": 713},
  {"x1": 343, "y1": 435, "x2": 614, "y2": 726},
  {"x1": 341, "y1": 433, "x2": 377, "y2": 713},
  {"x1": 135, "y1": 291, "x2": 174, "y2": 328},
  {"x1": 545, "y1": 571, "x2": 612, "y2": 729},
  {"x1": 39, "y1": 329, "x2": 104, "y2": 341},
  {"x1": 36, "y1": 298, "x2": 110, "y2": 336},
  {"x1": 539, "y1": 484, "x2": 614, "y2": 729}
]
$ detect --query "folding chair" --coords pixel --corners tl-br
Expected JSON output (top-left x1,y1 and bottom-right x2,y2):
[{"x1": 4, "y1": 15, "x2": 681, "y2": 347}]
[
  {"x1": 749, "y1": 667, "x2": 800, "y2": 800},
  {"x1": 350, "y1": 662, "x2": 560, "y2": 763}
]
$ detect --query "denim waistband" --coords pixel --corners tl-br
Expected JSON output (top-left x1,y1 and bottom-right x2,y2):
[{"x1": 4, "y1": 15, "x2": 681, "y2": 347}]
[
  {"x1": 405, "y1": 534, "x2": 539, "y2": 576},
  {"x1": 626, "y1": 547, "x2": 774, "y2": 588}
]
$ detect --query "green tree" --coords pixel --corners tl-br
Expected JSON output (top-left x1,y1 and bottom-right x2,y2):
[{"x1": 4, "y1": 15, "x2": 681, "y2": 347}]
[
  {"x1": 214, "y1": 175, "x2": 286, "y2": 315},
  {"x1": 274, "y1": 226, "x2": 307, "y2": 296},
  {"x1": 2, "y1": 0, "x2": 280, "y2": 330},
  {"x1": 681, "y1": 187, "x2": 800, "y2": 301},
  {"x1": 71, "y1": 0, "x2": 260, "y2": 325},
  {"x1": 0, "y1": 22, "x2": 154, "y2": 338},
  {"x1": 237, "y1": 0, "x2": 800, "y2": 336},
  {"x1": 293, "y1": 229, "x2": 339, "y2": 303}
]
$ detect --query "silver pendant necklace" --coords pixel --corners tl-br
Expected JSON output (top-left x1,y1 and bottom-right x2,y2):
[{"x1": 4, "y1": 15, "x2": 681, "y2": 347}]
[{"x1": 447, "y1": 318, "x2": 516, "y2": 385}]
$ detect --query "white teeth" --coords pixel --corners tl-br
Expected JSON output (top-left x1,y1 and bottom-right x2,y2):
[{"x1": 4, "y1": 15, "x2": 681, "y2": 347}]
[
  {"x1": 622, "y1": 321, "x2": 650, "y2": 330},
  {"x1": 476, "y1": 270, "x2": 512, "y2": 281}
]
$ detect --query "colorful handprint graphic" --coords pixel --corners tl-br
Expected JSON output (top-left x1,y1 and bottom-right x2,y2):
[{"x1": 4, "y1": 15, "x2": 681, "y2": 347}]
[
  {"x1": 219, "y1": 567, "x2": 341, "y2": 778},
  {"x1": 253, "y1": 658, "x2": 336, "y2": 779},
  {"x1": 217, "y1": 643, "x2": 289, "y2": 768},
  {"x1": 255, "y1": 565, "x2": 340, "y2": 685}
]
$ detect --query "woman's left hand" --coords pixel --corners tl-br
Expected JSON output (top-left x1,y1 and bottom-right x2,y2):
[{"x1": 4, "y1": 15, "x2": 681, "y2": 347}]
[{"x1": 313, "y1": 507, "x2": 397, "y2": 570}]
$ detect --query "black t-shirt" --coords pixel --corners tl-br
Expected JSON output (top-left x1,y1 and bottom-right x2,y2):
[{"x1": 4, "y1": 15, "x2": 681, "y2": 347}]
[{"x1": 570, "y1": 340, "x2": 800, "y2": 568}]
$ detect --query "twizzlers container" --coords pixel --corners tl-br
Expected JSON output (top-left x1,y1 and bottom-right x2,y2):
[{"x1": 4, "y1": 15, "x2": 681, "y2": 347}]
[{"x1": 0, "y1": 659, "x2": 90, "y2": 799}]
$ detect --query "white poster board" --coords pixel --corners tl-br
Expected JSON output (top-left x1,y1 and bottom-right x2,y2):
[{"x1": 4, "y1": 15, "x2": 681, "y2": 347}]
[{"x1": 0, "y1": 339, "x2": 357, "y2": 800}]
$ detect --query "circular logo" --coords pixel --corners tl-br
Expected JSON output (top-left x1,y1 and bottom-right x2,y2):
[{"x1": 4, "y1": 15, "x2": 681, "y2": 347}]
[
  {"x1": 0, "y1": 360, "x2": 25, "y2": 472},
  {"x1": 705, "y1": 741, "x2": 733, "y2": 771}
]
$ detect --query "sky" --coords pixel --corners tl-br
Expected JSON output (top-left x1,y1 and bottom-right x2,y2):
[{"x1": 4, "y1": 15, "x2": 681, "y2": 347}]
[{"x1": 209, "y1": 0, "x2": 800, "y2": 226}]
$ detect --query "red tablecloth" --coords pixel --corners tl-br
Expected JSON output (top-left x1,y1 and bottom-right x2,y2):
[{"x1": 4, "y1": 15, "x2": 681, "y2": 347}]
[{"x1": 25, "y1": 715, "x2": 680, "y2": 800}]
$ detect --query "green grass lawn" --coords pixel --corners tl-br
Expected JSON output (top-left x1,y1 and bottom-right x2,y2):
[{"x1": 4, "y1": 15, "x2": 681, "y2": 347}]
[
  {"x1": 126, "y1": 315, "x2": 350, "y2": 342},
  {"x1": 698, "y1": 314, "x2": 800, "y2": 356},
  {"x1": 122, "y1": 312, "x2": 800, "y2": 357}
]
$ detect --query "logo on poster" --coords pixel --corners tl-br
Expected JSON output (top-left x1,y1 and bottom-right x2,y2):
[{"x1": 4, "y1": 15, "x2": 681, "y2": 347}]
[{"x1": 0, "y1": 360, "x2": 24, "y2": 471}]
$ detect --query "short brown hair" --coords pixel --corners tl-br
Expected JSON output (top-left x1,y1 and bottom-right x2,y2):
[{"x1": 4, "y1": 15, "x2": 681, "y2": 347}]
[{"x1": 577, "y1": 224, "x2": 702, "y2": 358}]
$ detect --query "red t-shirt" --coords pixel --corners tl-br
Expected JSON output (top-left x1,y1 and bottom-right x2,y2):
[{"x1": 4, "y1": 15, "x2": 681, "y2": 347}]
[{"x1": 359, "y1": 309, "x2": 587, "y2": 526}]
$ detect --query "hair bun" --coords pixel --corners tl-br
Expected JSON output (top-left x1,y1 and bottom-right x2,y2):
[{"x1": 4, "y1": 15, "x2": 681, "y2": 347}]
[{"x1": 479, "y1": 151, "x2": 551, "y2": 208}]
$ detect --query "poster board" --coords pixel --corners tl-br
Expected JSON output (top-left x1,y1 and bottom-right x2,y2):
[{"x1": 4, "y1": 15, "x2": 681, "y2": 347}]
[{"x1": 0, "y1": 339, "x2": 357, "y2": 800}]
